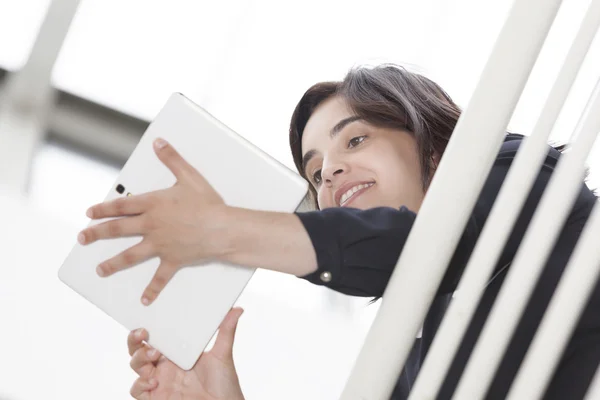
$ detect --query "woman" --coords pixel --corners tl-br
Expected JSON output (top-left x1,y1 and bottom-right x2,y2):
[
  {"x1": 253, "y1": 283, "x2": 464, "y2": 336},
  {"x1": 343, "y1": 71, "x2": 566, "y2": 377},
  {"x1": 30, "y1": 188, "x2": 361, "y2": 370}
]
[{"x1": 80, "y1": 65, "x2": 599, "y2": 399}]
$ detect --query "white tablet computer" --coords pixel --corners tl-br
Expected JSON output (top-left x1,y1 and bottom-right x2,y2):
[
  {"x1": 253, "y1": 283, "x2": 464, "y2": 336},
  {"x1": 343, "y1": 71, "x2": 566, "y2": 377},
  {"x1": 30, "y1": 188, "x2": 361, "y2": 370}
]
[{"x1": 58, "y1": 93, "x2": 308, "y2": 370}]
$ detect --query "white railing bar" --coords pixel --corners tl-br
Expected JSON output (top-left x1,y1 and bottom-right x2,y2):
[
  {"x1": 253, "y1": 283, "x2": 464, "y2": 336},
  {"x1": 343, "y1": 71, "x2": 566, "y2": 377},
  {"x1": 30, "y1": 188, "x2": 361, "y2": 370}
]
[
  {"x1": 584, "y1": 362, "x2": 600, "y2": 400},
  {"x1": 506, "y1": 198, "x2": 600, "y2": 399},
  {"x1": 338, "y1": 0, "x2": 564, "y2": 398},
  {"x1": 409, "y1": 1, "x2": 600, "y2": 397},
  {"x1": 452, "y1": 76, "x2": 600, "y2": 399}
]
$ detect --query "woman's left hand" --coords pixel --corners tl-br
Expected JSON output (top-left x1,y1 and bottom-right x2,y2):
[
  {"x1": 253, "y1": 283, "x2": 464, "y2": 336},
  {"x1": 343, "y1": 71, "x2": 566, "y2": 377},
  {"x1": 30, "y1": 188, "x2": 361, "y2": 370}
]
[
  {"x1": 127, "y1": 308, "x2": 244, "y2": 400},
  {"x1": 78, "y1": 138, "x2": 232, "y2": 306},
  {"x1": 128, "y1": 307, "x2": 246, "y2": 400}
]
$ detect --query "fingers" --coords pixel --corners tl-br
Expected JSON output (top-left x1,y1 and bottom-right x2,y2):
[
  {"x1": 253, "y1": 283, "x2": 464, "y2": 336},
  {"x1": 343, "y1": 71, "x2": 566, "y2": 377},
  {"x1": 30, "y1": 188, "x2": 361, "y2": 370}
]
[
  {"x1": 130, "y1": 377, "x2": 158, "y2": 399},
  {"x1": 211, "y1": 307, "x2": 244, "y2": 360},
  {"x1": 141, "y1": 260, "x2": 178, "y2": 306},
  {"x1": 97, "y1": 239, "x2": 154, "y2": 277},
  {"x1": 79, "y1": 215, "x2": 148, "y2": 246},
  {"x1": 128, "y1": 328, "x2": 161, "y2": 379},
  {"x1": 128, "y1": 328, "x2": 148, "y2": 356},
  {"x1": 153, "y1": 138, "x2": 205, "y2": 183},
  {"x1": 86, "y1": 193, "x2": 151, "y2": 220},
  {"x1": 130, "y1": 346, "x2": 161, "y2": 377}
]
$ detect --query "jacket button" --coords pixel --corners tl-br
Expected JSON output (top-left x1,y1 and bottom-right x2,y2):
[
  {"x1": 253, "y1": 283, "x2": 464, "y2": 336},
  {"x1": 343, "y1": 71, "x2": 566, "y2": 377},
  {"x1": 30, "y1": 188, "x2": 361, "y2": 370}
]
[{"x1": 320, "y1": 271, "x2": 332, "y2": 282}]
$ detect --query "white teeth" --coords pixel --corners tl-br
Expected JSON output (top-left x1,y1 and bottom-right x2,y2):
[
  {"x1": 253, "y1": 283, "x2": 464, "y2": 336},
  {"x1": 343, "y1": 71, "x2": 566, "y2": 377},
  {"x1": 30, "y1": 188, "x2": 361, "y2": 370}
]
[{"x1": 340, "y1": 183, "x2": 374, "y2": 205}]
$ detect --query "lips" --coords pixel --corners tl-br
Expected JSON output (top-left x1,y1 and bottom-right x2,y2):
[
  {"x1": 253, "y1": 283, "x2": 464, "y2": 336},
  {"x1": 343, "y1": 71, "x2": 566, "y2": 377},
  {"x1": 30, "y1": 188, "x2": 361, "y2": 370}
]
[{"x1": 335, "y1": 181, "x2": 375, "y2": 207}]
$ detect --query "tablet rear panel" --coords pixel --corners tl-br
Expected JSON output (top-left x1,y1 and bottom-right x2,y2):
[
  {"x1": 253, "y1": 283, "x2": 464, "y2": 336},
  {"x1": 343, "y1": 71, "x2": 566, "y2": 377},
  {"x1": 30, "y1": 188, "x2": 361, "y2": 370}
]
[{"x1": 58, "y1": 93, "x2": 308, "y2": 370}]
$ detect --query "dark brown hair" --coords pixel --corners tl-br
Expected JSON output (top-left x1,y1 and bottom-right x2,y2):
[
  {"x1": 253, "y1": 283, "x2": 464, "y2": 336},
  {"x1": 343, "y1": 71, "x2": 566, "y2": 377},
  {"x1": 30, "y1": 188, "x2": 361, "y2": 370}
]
[{"x1": 289, "y1": 64, "x2": 462, "y2": 208}]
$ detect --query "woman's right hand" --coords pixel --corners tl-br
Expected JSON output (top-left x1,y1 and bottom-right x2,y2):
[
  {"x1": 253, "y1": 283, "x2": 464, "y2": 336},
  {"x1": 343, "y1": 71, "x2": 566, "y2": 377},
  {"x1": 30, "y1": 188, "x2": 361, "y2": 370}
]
[{"x1": 128, "y1": 307, "x2": 245, "y2": 400}]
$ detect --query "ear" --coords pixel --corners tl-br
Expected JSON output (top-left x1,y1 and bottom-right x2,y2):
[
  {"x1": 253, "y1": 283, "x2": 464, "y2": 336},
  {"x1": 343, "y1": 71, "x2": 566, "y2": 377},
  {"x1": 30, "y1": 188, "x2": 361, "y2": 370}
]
[
  {"x1": 430, "y1": 152, "x2": 441, "y2": 175},
  {"x1": 433, "y1": 152, "x2": 441, "y2": 166}
]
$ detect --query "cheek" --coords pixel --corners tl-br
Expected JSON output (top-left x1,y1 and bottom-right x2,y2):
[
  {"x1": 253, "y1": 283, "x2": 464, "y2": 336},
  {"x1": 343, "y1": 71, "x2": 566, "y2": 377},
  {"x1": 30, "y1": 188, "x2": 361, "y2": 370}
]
[
  {"x1": 316, "y1": 188, "x2": 330, "y2": 209},
  {"x1": 386, "y1": 144, "x2": 421, "y2": 183},
  {"x1": 372, "y1": 150, "x2": 412, "y2": 183},
  {"x1": 374, "y1": 156, "x2": 424, "y2": 205},
  {"x1": 390, "y1": 161, "x2": 420, "y2": 186}
]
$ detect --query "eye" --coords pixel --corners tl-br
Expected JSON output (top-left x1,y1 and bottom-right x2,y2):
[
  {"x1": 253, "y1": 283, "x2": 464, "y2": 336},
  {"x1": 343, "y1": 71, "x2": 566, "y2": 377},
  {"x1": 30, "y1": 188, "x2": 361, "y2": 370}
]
[
  {"x1": 312, "y1": 169, "x2": 322, "y2": 185},
  {"x1": 348, "y1": 135, "x2": 367, "y2": 148}
]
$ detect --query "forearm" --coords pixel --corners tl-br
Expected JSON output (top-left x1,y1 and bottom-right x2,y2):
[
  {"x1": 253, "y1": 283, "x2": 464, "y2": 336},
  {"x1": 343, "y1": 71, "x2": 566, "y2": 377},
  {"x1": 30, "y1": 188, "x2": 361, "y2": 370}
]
[{"x1": 218, "y1": 206, "x2": 318, "y2": 277}]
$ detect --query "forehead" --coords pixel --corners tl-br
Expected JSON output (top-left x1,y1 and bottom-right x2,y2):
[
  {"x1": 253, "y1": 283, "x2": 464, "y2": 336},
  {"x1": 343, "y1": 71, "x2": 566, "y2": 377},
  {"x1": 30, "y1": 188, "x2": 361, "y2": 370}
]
[{"x1": 301, "y1": 96, "x2": 354, "y2": 156}]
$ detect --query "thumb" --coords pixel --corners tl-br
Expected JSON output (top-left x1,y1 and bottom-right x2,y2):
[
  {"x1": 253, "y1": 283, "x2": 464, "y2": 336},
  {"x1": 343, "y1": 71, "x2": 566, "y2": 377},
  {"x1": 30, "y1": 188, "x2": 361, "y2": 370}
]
[
  {"x1": 153, "y1": 138, "x2": 198, "y2": 182},
  {"x1": 210, "y1": 307, "x2": 244, "y2": 360},
  {"x1": 153, "y1": 138, "x2": 214, "y2": 191}
]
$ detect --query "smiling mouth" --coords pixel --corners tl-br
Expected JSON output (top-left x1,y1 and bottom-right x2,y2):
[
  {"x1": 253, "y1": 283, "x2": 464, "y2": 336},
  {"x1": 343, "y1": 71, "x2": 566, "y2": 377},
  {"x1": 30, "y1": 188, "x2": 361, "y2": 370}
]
[{"x1": 340, "y1": 183, "x2": 375, "y2": 207}]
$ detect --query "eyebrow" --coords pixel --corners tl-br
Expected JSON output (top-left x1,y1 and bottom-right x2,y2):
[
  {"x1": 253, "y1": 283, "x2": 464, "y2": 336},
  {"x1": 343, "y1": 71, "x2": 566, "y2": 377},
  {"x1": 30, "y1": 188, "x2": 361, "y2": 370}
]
[
  {"x1": 330, "y1": 116, "x2": 362, "y2": 138},
  {"x1": 301, "y1": 116, "x2": 362, "y2": 173}
]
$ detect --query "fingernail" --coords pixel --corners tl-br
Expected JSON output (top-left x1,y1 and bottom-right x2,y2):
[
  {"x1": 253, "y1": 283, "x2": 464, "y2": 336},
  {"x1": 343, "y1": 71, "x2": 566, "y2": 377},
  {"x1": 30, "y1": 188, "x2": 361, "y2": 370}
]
[
  {"x1": 142, "y1": 297, "x2": 150, "y2": 306},
  {"x1": 86, "y1": 208, "x2": 93, "y2": 218},
  {"x1": 135, "y1": 329, "x2": 143, "y2": 338},
  {"x1": 78, "y1": 233, "x2": 85, "y2": 244},
  {"x1": 96, "y1": 265, "x2": 106, "y2": 277},
  {"x1": 147, "y1": 349, "x2": 157, "y2": 358},
  {"x1": 154, "y1": 138, "x2": 168, "y2": 149}
]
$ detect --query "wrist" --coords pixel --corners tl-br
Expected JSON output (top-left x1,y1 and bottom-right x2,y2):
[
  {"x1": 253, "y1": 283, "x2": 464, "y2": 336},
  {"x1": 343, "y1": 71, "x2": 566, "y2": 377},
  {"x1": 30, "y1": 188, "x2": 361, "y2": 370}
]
[
  {"x1": 210, "y1": 205, "x2": 240, "y2": 263},
  {"x1": 210, "y1": 205, "x2": 318, "y2": 276}
]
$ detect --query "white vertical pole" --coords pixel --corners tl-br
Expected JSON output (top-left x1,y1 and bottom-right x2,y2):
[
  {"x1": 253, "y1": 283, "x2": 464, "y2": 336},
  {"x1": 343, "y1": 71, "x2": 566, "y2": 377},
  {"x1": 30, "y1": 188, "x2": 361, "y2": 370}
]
[
  {"x1": 9, "y1": 0, "x2": 81, "y2": 102},
  {"x1": 339, "y1": 0, "x2": 563, "y2": 398},
  {"x1": 408, "y1": 1, "x2": 600, "y2": 398},
  {"x1": 506, "y1": 199, "x2": 600, "y2": 399},
  {"x1": 452, "y1": 77, "x2": 600, "y2": 400},
  {"x1": 584, "y1": 364, "x2": 600, "y2": 400},
  {"x1": 0, "y1": 0, "x2": 80, "y2": 193}
]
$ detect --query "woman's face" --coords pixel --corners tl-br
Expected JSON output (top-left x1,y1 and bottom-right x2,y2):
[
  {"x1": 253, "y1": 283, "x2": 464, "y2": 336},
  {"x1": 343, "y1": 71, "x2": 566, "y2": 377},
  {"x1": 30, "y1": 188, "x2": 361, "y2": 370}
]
[{"x1": 301, "y1": 96, "x2": 427, "y2": 212}]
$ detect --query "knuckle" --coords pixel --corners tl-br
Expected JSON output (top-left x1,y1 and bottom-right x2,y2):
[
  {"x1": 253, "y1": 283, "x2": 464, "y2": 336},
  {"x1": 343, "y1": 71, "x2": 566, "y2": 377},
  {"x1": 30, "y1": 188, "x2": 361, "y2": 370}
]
[
  {"x1": 153, "y1": 274, "x2": 167, "y2": 289},
  {"x1": 145, "y1": 287, "x2": 158, "y2": 299},
  {"x1": 145, "y1": 286, "x2": 159, "y2": 299},
  {"x1": 129, "y1": 355, "x2": 140, "y2": 371},
  {"x1": 122, "y1": 250, "x2": 136, "y2": 265},
  {"x1": 90, "y1": 205, "x2": 101, "y2": 217},
  {"x1": 129, "y1": 330, "x2": 142, "y2": 344},
  {"x1": 115, "y1": 198, "x2": 127, "y2": 214},
  {"x1": 108, "y1": 221, "x2": 121, "y2": 236},
  {"x1": 133, "y1": 349, "x2": 146, "y2": 364},
  {"x1": 141, "y1": 216, "x2": 154, "y2": 231}
]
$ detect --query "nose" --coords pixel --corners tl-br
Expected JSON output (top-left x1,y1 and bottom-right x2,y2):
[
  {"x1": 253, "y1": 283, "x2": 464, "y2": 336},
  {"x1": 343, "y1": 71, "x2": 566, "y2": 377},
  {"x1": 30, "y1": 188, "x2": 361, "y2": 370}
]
[{"x1": 321, "y1": 162, "x2": 347, "y2": 186}]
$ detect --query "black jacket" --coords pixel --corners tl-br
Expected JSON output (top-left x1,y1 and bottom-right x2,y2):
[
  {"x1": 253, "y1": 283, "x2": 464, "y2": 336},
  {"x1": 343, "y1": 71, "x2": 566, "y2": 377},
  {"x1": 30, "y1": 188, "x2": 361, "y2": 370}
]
[{"x1": 295, "y1": 134, "x2": 599, "y2": 399}]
